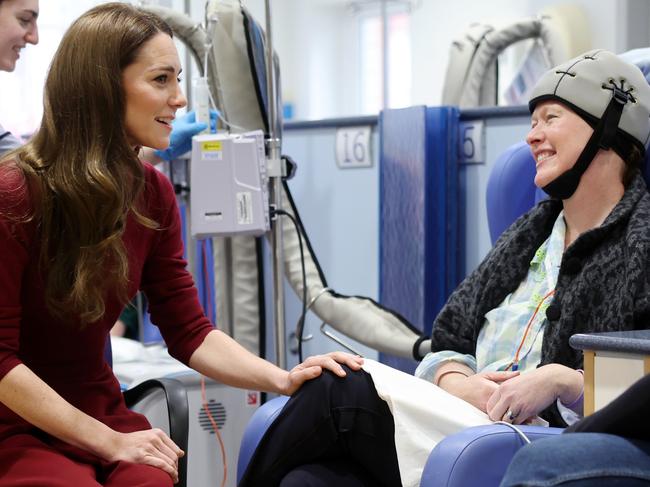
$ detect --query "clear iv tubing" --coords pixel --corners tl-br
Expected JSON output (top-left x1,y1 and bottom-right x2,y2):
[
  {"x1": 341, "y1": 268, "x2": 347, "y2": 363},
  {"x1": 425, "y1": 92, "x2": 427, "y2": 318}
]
[
  {"x1": 203, "y1": 49, "x2": 209, "y2": 76},
  {"x1": 201, "y1": 33, "x2": 248, "y2": 133},
  {"x1": 208, "y1": 88, "x2": 248, "y2": 132}
]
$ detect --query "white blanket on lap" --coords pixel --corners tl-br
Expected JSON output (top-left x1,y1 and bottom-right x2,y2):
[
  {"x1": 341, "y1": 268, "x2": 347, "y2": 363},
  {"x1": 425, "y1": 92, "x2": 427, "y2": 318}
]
[{"x1": 362, "y1": 359, "x2": 492, "y2": 487}]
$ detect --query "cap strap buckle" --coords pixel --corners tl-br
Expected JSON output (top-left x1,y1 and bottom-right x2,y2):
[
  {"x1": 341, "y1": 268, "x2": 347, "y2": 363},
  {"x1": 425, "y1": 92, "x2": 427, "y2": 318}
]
[
  {"x1": 613, "y1": 86, "x2": 630, "y2": 105},
  {"x1": 598, "y1": 81, "x2": 631, "y2": 150},
  {"x1": 603, "y1": 79, "x2": 636, "y2": 105}
]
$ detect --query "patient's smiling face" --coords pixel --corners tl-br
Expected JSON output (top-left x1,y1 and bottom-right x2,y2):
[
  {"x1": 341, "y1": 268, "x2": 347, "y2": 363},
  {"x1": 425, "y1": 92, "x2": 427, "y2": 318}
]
[{"x1": 526, "y1": 101, "x2": 594, "y2": 189}]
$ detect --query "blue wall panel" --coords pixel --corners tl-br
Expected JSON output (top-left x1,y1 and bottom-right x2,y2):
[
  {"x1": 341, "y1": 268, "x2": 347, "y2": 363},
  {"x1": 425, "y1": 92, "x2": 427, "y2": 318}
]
[{"x1": 379, "y1": 106, "x2": 460, "y2": 373}]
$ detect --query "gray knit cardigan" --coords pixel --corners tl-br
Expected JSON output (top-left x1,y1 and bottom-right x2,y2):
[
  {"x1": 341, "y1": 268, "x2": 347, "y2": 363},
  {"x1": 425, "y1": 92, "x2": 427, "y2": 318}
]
[{"x1": 430, "y1": 174, "x2": 650, "y2": 425}]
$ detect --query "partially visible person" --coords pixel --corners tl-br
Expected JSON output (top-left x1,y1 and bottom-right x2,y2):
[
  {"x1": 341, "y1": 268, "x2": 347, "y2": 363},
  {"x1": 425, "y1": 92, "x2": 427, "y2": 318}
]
[
  {"x1": 500, "y1": 374, "x2": 650, "y2": 486},
  {"x1": 0, "y1": 0, "x2": 38, "y2": 153},
  {"x1": 0, "y1": 0, "x2": 210, "y2": 161},
  {"x1": 0, "y1": 0, "x2": 38, "y2": 73},
  {"x1": 0, "y1": 4, "x2": 361, "y2": 486}
]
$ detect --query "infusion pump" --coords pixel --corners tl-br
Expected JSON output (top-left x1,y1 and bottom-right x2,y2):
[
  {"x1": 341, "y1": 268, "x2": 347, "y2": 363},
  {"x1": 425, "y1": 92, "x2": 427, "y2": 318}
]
[{"x1": 190, "y1": 131, "x2": 270, "y2": 238}]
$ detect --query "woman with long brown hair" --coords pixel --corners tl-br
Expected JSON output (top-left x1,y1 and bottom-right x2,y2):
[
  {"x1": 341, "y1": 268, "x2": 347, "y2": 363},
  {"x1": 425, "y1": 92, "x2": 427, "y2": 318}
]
[{"x1": 0, "y1": 3, "x2": 361, "y2": 485}]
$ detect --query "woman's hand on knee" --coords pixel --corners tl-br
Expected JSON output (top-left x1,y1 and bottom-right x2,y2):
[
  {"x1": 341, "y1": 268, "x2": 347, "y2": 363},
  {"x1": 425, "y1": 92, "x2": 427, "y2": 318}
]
[
  {"x1": 283, "y1": 352, "x2": 364, "y2": 395},
  {"x1": 106, "y1": 428, "x2": 184, "y2": 483}
]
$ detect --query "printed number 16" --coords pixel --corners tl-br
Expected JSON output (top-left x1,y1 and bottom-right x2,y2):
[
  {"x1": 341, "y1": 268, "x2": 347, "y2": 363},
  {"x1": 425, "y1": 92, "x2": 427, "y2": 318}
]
[{"x1": 343, "y1": 131, "x2": 366, "y2": 163}]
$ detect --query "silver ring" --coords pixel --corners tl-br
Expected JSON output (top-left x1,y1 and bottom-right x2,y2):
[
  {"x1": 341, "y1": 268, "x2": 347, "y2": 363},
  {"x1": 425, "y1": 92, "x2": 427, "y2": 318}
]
[{"x1": 506, "y1": 409, "x2": 519, "y2": 421}]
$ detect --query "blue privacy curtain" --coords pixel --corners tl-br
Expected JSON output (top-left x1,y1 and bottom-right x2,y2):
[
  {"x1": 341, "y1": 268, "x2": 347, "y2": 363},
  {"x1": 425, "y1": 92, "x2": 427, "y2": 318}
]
[{"x1": 379, "y1": 106, "x2": 461, "y2": 373}]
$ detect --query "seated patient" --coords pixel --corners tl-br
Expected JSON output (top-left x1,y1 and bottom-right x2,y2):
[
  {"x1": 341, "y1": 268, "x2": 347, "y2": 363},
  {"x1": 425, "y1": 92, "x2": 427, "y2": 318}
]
[{"x1": 239, "y1": 50, "x2": 650, "y2": 487}]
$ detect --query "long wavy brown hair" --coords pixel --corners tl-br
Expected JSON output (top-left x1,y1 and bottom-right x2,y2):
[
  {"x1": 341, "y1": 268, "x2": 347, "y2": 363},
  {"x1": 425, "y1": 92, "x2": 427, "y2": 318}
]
[{"x1": 2, "y1": 3, "x2": 174, "y2": 325}]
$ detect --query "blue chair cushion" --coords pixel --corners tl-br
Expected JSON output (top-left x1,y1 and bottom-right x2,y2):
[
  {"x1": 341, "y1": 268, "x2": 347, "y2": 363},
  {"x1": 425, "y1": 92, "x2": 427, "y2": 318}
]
[
  {"x1": 421, "y1": 424, "x2": 563, "y2": 487},
  {"x1": 236, "y1": 395, "x2": 290, "y2": 483}
]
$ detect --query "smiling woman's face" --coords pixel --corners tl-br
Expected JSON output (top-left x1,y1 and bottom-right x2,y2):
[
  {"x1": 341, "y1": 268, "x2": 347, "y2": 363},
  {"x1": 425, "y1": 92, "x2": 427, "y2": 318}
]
[
  {"x1": 526, "y1": 101, "x2": 594, "y2": 189},
  {"x1": 0, "y1": 0, "x2": 39, "y2": 72},
  {"x1": 122, "y1": 32, "x2": 187, "y2": 150}
]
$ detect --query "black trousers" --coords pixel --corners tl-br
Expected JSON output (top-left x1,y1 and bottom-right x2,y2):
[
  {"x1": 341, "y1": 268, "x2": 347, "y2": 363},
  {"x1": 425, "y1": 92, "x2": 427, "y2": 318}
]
[{"x1": 238, "y1": 366, "x2": 402, "y2": 487}]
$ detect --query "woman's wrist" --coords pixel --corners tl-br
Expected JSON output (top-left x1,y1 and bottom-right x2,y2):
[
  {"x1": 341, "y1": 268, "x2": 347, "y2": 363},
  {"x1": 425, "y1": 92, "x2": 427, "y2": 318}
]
[
  {"x1": 433, "y1": 361, "x2": 474, "y2": 387},
  {"x1": 436, "y1": 370, "x2": 470, "y2": 388},
  {"x1": 84, "y1": 422, "x2": 121, "y2": 461},
  {"x1": 278, "y1": 370, "x2": 293, "y2": 396},
  {"x1": 437, "y1": 371, "x2": 471, "y2": 394},
  {"x1": 558, "y1": 367, "x2": 584, "y2": 407}
]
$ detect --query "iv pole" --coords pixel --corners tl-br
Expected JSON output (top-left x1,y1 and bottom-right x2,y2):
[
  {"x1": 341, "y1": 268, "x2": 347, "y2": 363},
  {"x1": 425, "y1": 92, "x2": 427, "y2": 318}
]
[{"x1": 264, "y1": 0, "x2": 287, "y2": 369}]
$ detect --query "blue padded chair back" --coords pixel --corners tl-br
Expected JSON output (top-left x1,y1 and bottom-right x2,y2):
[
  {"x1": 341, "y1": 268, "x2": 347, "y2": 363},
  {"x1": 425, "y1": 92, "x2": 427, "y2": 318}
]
[
  {"x1": 487, "y1": 141, "x2": 650, "y2": 245},
  {"x1": 486, "y1": 142, "x2": 543, "y2": 244},
  {"x1": 236, "y1": 395, "x2": 290, "y2": 483}
]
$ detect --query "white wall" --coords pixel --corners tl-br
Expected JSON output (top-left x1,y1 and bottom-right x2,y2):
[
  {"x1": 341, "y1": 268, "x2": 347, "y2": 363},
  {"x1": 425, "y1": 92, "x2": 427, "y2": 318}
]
[
  {"x1": 243, "y1": 0, "x2": 649, "y2": 120},
  {"x1": 244, "y1": 0, "x2": 360, "y2": 120},
  {"x1": 1, "y1": 0, "x2": 648, "y2": 134},
  {"x1": 414, "y1": 0, "x2": 635, "y2": 106}
]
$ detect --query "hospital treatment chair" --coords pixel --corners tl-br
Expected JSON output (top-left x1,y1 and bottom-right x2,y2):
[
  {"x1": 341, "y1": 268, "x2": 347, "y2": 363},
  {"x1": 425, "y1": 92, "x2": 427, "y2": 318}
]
[
  {"x1": 236, "y1": 139, "x2": 650, "y2": 486},
  {"x1": 235, "y1": 141, "x2": 562, "y2": 486},
  {"x1": 417, "y1": 141, "x2": 560, "y2": 487}
]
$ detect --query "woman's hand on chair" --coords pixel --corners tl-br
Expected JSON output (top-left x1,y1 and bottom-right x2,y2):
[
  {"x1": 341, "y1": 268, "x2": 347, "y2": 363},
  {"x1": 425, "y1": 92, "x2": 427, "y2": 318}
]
[
  {"x1": 282, "y1": 351, "x2": 364, "y2": 396},
  {"x1": 105, "y1": 428, "x2": 184, "y2": 483}
]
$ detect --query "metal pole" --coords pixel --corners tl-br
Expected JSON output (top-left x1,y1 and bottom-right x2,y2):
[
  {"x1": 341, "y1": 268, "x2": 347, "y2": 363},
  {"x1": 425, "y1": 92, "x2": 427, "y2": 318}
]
[
  {"x1": 264, "y1": 0, "x2": 287, "y2": 369},
  {"x1": 184, "y1": 0, "x2": 192, "y2": 107},
  {"x1": 265, "y1": 0, "x2": 278, "y2": 140},
  {"x1": 182, "y1": 0, "x2": 195, "y2": 275}
]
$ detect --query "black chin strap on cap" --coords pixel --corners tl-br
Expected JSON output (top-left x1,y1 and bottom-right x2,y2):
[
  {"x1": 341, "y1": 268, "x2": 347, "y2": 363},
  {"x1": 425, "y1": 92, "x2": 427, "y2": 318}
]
[{"x1": 542, "y1": 81, "x2": 632, "y2": 199}]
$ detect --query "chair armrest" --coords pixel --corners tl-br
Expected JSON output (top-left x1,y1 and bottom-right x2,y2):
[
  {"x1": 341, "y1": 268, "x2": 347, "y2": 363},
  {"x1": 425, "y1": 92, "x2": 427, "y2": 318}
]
[
  {"x1": 123, "y1": 378, "x2": 189, "y2": 487},
  {"x1": 237, "y1": 395, "x2": 290, "y2": 483},
  {"x1": 421, "y1": 424, "x2": 563, "y2": 487}
]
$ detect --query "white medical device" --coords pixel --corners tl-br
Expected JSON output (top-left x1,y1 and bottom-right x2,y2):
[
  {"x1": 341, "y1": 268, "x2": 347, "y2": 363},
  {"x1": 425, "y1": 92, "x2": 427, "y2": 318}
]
[{"x1": 190, "y1": 131, "x2": 270, "y2": 238}]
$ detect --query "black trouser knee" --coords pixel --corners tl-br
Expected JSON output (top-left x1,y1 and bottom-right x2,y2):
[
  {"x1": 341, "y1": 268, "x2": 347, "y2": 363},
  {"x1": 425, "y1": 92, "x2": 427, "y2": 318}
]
[
  {"x1": 238, "y1": 366, "x2": 402, "y2": 487},
  {"x1": 278, "y1": 459, "x2": 374, "y2": 487}
]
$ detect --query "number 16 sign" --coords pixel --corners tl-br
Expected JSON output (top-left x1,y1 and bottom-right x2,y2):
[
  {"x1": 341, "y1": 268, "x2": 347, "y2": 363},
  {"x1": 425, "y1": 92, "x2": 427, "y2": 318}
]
[{"x1": 335, "y1": 126, "x2": 373, "y2": 169}]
